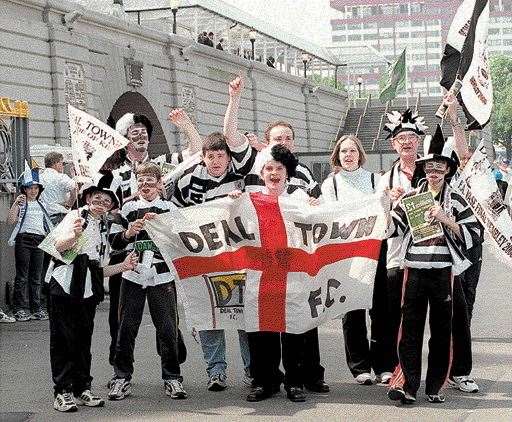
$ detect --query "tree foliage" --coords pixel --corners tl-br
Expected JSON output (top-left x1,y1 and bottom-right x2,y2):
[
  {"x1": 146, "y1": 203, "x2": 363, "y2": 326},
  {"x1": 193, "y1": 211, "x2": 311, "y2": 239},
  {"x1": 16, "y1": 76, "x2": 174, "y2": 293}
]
[{"x1": 490, "y1": 54, "x2": 512, "y2": 148}]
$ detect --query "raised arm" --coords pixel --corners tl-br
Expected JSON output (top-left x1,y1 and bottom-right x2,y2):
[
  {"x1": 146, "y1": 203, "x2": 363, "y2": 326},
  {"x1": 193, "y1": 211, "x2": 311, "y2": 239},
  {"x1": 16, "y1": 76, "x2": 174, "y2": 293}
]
[
  {"x1": 169, "y1": 108, "x2": 202, "y2": 155},
  {"x1": 223, "y1": 76, "x2": 247, "y2": 148},
  {"x1": 444, "y1": 93, "x2": 468, "y2": 162}
]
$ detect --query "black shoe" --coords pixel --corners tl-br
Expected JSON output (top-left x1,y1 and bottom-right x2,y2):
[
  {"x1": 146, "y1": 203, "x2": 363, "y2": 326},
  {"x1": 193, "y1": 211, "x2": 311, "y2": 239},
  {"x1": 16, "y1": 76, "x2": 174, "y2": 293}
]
[
  {"x1": 388, "y1": 387, "x2": 416, "y2": 404},
  {"x1": 304, "y1": 380, "x2": 330, "y2": 393},
  {"x1": 286, "y1": 386, "x2": 306, "y2": 402},
  {"x1": 246, "y1": 386, "x2": 273, "y2": 402}
]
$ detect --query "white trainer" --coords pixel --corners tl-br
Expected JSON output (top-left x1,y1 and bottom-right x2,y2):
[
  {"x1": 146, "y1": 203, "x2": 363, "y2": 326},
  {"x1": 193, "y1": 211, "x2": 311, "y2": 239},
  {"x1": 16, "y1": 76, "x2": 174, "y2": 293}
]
[
  {"x1": 75, "y1": 389, "x2": 105, "y2": 407},
  {"x1": 448, "y1": 376, "x2": 479, "y2": 393},
  {"x1": 355, "y1": 372, "x2": 374, "y2": 385},
  {"x1": 376, "y1": 372, "x2": 393, "y2": 384},
  {"x1": 53, "y1": 392, "x2": 78, "y2": 412}
]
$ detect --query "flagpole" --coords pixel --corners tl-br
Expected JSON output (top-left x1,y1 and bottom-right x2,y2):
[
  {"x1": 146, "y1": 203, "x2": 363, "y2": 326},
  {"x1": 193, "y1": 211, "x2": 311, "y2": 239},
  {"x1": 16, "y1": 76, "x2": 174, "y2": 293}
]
[{"x1": 405, "y1": 57, "x2": 409, "y2": 109}]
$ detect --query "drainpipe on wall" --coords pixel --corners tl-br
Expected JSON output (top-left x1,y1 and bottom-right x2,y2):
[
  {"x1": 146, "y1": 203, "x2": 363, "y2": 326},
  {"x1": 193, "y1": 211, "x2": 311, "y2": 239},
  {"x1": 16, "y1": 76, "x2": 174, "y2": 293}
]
[
  {"x1": 247, "y1": 63, "x2": 259, "y2": 136},
  {"x1": 302, "y1": 83, "x2": 312, "y2": 151},
  {"x1": 164, "y1": 40, "x2": 181, "y2": 152},
  {"x1": 42, "y1": 2, "x2": 62, "y2": 147}
]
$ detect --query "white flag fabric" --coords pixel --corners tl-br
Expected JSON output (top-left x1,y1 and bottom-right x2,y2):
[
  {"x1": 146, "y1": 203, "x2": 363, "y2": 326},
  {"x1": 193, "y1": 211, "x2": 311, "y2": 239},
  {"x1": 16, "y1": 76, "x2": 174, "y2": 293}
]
[
  {"x1": 440, "y1": 0, "x2": 492, "y2": 129},
  {"x1": 146, "y1": 192, "x2": 387, "y2": 334},
  {"x1": 454, "y1": 141, "x2": 512, "y2": 267},
  {"x1": 68, "y1": 104, "x2": 130, "y2": 181}
]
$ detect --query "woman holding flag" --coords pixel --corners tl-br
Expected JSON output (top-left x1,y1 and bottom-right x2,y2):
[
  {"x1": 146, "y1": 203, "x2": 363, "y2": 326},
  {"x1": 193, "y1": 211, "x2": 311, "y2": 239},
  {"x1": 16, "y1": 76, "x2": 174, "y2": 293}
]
[{"x1": 321, "y1": 135, "x2": 392, "y2": 386}]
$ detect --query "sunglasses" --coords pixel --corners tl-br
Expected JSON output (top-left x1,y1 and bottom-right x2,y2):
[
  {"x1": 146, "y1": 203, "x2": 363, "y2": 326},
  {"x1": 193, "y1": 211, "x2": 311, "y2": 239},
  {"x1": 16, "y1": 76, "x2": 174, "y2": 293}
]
[
  {"x1": 91, "y1": 198, "x2": 113, "y2": 207},
  {"x1": 424, "y1": 162, "x2": 448, "y2": 174}
]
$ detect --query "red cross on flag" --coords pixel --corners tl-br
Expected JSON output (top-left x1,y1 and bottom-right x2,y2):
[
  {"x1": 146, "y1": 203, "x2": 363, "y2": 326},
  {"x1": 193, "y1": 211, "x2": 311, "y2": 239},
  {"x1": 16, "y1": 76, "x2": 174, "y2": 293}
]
[{"x1": 146, "y1": 193, "x2": 387, "y2": 334}]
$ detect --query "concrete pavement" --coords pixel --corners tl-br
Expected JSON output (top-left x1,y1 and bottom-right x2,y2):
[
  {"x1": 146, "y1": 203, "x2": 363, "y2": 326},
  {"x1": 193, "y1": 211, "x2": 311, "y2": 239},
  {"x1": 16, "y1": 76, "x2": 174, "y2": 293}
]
[{"x1": 1, "y1": 247, "x2": 511, "y2": 421}]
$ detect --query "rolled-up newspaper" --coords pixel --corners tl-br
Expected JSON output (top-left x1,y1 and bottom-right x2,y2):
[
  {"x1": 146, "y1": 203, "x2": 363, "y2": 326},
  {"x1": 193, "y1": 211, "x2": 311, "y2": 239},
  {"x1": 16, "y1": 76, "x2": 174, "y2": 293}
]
[{"x1": 436, "y1": 79, "x2": 463, "y2": 119}]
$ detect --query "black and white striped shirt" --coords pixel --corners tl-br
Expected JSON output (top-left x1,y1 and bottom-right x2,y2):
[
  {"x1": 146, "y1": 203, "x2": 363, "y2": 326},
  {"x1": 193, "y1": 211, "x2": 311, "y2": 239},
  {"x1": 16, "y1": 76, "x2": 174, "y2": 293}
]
[
  {"x1": 229, "y1": 141, "x2": 321, "y2": 199},
  {"x1": 113, "y1": 151, "x2": 186, "y2": 206},
  {"x1": 110, "y1": 197, "x2": 175, "y2": 286},
  {"x1": 172, "y1": 162, "x2": 245, "y2": 208},
  {"x1": 391, "y1": 180, "x2": 482, "y2": 274}
]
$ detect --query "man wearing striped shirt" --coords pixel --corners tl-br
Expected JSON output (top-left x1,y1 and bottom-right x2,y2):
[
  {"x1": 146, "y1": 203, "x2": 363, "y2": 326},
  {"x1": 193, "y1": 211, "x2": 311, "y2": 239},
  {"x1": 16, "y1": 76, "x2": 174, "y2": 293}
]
[
  {"x1": 387, "y1": 126, "x2": 482, "y2": 405},
  {"x1": 108, "y1": 163, "x2": 187, "y2": 401},
  {"x1": 223, "y1": 76, "x2": 328, "y2": 394},
  {"x1": 172, "y1": 132, "x2": 251, "y2": 392}
]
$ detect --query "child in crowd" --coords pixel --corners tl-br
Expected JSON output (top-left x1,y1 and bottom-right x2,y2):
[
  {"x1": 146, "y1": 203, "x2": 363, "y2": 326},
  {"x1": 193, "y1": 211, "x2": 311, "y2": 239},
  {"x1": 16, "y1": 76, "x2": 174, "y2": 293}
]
[
  {"x1": 47, "y1": 174, "x2": 137, "y2": 413},
  {"x1": 172, "y1": 132, "x2": 251, "y2": 391},
  {"x1": 8, "y1": 167, "x2": 53, "y2": 321},
  {"x1": 387, "y1": 126, "x2": 482, "y2": 404},
  {"x1": 108, "y1": 163, "x2": 187, "y2": 400}
]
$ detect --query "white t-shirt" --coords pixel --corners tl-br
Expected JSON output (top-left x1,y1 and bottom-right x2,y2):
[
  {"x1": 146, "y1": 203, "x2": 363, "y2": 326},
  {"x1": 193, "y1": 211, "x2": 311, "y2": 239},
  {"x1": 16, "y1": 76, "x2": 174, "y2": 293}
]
[
  {"x1": 19, "y1": 201, "x2": 46, "y2": 236},
  {"x1": 39, "y1": 168, "x2": 75, "y2": 215}
]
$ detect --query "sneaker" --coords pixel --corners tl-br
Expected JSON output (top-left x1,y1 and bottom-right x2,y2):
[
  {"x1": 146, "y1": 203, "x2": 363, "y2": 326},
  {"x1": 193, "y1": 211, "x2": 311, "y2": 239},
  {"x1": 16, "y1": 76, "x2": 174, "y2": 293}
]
[
  {"x1": 108, "y1": 378, "x2": 131, "y2": 401},
  {"x1": 427, "y1": 394, "x2": 445, "y2": 403},
  {"x1": 164, "y1": 379, "x2": 188, "y2": 399},
  {"x1": 53, "y1": 392, "x2": 78, "y2": 412},
  {"x1": 31, "y1": 310, "x2": 49, "y2": 321},
  {"x1": 355, "y1": 372, "x2": 374, "y2": 385},
  {"x1": 75, "y1": 390, "x2": 105, "y2": 407},
  {"x1": 242, "y1": 371, "x2": 254, "y2": 387},
  {"x1": 207, "y1": 374, "x2": 227, "y2": 391},
  {"x1": 448, "y1": 376, "x2": 479, "y2": 393},
  {"x1": 14, "y1": 310, "x2": 31, "y2": 322},
  {"x1": 0, "y1": 309, "x2": 15, "y2": 323},
  {"x1": 376, "y1": 372, "x2": 393, "y2": 384},
  {"x1": 388, "y1": 387, "x2": 416, "y2": 404}
]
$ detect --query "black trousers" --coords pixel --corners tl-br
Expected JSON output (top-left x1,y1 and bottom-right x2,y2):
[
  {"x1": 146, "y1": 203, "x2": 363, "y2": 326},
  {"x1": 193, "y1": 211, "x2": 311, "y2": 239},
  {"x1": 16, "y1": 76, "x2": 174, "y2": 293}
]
[
  {"x1": 450, "y1": 275, "x2": 472, "y2": 377},
  {"x1": 302, "y1": 328, "x2": 325, "y2": 383},
  {"x1": 343, "y1": 243, "x2": 392, "y2": 377},
  {"x1": 460, "y1": 260, "x2": 482, "y2": 322},
  {"x1": 107, "y1": 253, "x2": 125, "y2": 366},
  {"x1": 113, "y1": 279, "x2": 181, "y2": 381},
  {"x1": 248, "y1": 331, "x2": 304, "y2": 389},
  {"x1": 386, "y1": 267, "x2": 404, "y2": 373},
  {"x1": 398, "y1": 267, "x2": 453, "y2": 396},
  {"x1": 49, "y1": 294, "x2": 97, "y2": 396},
  {"x1": 13, "y1": 233, "x2": 45, "y2": 313},
  {"x1": 342, "y1": 309, "x2": 372, "y2": 376}
]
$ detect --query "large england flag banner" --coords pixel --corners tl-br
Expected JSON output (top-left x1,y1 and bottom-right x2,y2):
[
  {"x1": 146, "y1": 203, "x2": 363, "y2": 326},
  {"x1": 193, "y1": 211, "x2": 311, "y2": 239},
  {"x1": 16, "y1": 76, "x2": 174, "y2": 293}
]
[
  {"x1": 68, "y1": 104, "x2": 130, "y2": 181},
  {"x1": 146, "y1": 192, "x2": 387, "y2": 334},
  {"x1": 454, "y1": 141, "x2": 512, "y2": 268}
]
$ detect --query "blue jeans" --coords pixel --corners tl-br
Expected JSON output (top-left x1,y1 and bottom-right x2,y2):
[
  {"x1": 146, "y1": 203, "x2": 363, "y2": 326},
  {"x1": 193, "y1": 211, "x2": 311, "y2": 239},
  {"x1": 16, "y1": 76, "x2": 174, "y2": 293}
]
[{"x1": 198, "y1": 329, "x2": 250, "y2": 378}]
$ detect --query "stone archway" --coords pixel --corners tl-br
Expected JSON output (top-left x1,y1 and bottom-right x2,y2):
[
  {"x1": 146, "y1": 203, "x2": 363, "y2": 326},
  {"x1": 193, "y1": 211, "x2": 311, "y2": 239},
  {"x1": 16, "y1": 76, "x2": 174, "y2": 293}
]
[{"x1": 109, "y1": 92, "x2": 168, "y2": 157}]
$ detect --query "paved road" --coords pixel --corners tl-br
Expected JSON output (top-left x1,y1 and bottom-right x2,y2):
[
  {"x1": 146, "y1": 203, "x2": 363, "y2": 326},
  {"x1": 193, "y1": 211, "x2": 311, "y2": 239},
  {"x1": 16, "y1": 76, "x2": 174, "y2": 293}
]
[{"x1": 1, "y1": 247, "x2": 511, "y2": 422}]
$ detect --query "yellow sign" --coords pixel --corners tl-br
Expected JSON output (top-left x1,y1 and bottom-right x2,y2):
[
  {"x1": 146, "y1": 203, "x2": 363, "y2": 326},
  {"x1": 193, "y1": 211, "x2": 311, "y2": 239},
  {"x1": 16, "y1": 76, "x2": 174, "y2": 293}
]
[
  {"x1": 0, "y1": 97, "x2": 29, "y2": 118},
  {"x1": 207, "y1": 273, "x2": 245, "y2": 308}
]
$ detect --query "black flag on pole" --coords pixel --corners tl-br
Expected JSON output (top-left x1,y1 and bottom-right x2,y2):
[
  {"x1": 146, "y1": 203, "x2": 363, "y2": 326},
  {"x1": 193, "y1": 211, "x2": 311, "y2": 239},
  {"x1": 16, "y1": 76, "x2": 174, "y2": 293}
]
[{"x1": 440, "y1": 0, "x2": 492, "y2": 130}]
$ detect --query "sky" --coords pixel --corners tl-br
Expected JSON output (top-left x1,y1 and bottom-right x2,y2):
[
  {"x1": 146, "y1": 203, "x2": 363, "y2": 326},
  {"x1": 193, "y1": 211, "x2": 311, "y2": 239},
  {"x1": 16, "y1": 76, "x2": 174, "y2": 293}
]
[{"x1": 221, "y1": 0, "x2": 333, "y2": 46}]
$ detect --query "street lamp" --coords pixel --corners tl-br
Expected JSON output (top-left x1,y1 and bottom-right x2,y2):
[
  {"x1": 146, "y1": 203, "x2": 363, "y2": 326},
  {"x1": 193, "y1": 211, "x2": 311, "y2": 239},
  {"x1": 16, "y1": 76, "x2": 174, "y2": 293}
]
[
  {"x1": 301, "y1": 53, "x2": 309, "y2": 78},
  {"x1": 170, "y1": 0, "x2": 180, "y2": 34},
  {"x1": 249, "y1": 30, "x2": 256, "y2": 60},
  {"x1": 357, "y1": 76, "x2": 363, "y2": 98}
]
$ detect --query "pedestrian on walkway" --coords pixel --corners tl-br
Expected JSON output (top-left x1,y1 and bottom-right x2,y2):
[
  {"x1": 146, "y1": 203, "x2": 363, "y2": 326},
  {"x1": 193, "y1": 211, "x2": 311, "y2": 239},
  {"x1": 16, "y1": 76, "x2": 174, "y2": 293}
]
[
  {"x1": 7, "y1": 167, "x2": 53, "y2": 322},
  {"x1": 321, "y1": 134, "x2": 392, "y2": 385},
  {"x1": 47, "y1": 174, "x2": 137, "y2": 413},
  {"x1": 387, "y1": 126, "x2": 483, "y2": 405}
]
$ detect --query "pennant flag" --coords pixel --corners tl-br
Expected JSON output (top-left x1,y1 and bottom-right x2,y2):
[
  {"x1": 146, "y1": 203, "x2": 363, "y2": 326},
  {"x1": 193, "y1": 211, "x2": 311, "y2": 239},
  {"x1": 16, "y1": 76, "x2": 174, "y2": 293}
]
[
  {"x1": 454, "y1": 141, "x2": 512, "y2": 268},
  {"x1": 67, "y1": 104, "x2": 130, "y2": 181},
  {"x1": 145, "y1": 192, "x2": 387, "y2": 334},
  {"x1": 440, "y1": 0, "x2": 492, "y2": 129},
  {"x1": 19, "y1": 160, "x2": 40, "y2": 186},
  {"x1": 379, "y1": 49, "x2": 406, "y2": 103}
]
